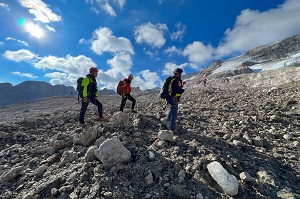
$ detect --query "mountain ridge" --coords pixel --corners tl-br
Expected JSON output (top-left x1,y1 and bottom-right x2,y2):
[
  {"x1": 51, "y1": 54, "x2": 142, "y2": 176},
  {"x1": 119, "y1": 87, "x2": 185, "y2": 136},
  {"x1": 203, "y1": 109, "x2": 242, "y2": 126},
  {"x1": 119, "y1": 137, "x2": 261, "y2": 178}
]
[{"x1": 0, "y1": 81, "x2": 75, "y2": 107}]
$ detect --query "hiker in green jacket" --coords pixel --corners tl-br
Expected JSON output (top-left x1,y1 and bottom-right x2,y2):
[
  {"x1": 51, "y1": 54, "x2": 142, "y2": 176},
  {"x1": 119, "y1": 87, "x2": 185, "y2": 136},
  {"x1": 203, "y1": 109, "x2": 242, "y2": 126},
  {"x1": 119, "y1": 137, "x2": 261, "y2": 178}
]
[
  {"x1": 79, "y1": 67, "x2": 105, "y2": 127},
  {"x1": 166, "y1": 68, "x2": 185, "y2": 131}
]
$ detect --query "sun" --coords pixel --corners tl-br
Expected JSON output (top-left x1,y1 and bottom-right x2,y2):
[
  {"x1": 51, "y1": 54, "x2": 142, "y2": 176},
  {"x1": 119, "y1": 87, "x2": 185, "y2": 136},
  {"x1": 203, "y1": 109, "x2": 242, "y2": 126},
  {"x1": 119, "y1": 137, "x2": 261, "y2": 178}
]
[{"x1": 25, "y1": 23, "x2": 44, "y2": 38}]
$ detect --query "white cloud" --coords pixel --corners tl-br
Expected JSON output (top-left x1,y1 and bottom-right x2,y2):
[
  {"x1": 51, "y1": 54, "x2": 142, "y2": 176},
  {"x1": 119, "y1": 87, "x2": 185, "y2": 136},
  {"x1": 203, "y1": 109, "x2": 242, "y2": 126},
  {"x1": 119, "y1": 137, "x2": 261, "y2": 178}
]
[
  {"x1": 90, "y1": 27, "x2": 134, "y2": 55},
  {"x1": 101, "y1": 2, "x2": 116, "y2": 17},
  {"x1": 11, "y1": 71, "x2": 37, "y2": 78},
  {"x1": 90, "y1": 7, "x2": 100, "y2": 15},
  {"x1": 79, "y1": 38, "x2": 87, "y2": 44},
  {"x1": 216, "y1": 0, "x2": 300, "y2": 58},
  {"x1": 116, "y1": 0, "x2": 126, "y2": 8},
  {"x1": 106, "y1": 52, "x2": 133, "y2": 78},
  {"x1": 35, "y1": 55, "x2": 99, "y2": 87},
  {"x1": 34, "y1": 54, "x2": 96, "y2": 75},
  {"x1": 158, "y1": 0, "x2": 165, "y2": 4},
  {"x1": 183, "y1": 41, "x2": 214, "y2": 64},
  {"x1": 134, "y1": 22, "x2": 168, "y2": 48},
  {"x1": 170, "y1": 22, "x2": 186, "y2": 41},
  {"x1": 162, "y1": 62, "x2": 188, "y2": 76},
  {"x1": 44, "y1": 72, "x2": 71, "y2": 85},
  {"x1": 144, "y1": 48, "x2": 159, "y2": 60},
  {"x1": 18, "y1": 0, "x2": 61, "y2": 23},
  {"x1": 86, "y1": 0, "x2": 126, "y2": 16},
  {"x1": 0, "y1": 3, "x2": 9, "y2": 9},
  {"x1": 4, "y1": 49, "x2": 38, "y2": 62},
  {"x1": 133, "y1": 69, "x2": 161, "y2": 90},
  {"x1": 6, "y1": 37, "x2": 29, "y2": 46},
  {"x1": 164, "y1": 46, "x2": 182, "y2": 57},
  {"x1": 45, "y1": 25, "x2": 55, "y2": 32}
]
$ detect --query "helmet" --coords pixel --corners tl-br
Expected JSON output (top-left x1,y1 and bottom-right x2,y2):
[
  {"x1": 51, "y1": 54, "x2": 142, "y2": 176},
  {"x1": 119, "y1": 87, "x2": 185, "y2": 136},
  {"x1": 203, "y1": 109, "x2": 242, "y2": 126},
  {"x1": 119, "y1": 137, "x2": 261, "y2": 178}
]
[
  {"x1": 128, "y1": 74, "x2": 134, "y2": 79},
  {"x1": 174, "y1": 68, "x2": 183, "y2": 74},
  {"x1": 89, "y1": 67, "x2": 98, "y2": 73}
]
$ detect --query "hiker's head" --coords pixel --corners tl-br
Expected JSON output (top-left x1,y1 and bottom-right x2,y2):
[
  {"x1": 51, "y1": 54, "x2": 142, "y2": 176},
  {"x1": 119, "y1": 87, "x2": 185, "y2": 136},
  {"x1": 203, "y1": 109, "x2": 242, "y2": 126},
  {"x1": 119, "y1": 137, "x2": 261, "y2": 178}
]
[
  {"x1": 89, "y1": 67, "x2": 99, "y2": 77},
  {"x1": 173, "y1": 68, "x2": 183, "y2": 77},
  {"x1": 128, "y1": 74, "x2": 134, "y2": 80}
]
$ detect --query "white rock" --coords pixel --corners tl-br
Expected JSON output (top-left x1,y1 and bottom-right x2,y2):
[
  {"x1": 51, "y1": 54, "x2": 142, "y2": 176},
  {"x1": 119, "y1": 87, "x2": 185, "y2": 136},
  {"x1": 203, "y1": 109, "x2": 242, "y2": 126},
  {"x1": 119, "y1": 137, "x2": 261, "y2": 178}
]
[
  {"x1": 207, "y1": 161, "x2": 238, "y2": 196},
  {"x1": 96, "y1": 138, "x2": 131, "y2": 168},
  {"x1": 233, "y1": 140, "x2": 246, "y2": 147},
  {"x1": 239, "y1": 172, "x2": 254, "y2": 182},
  {"x1": 195, "y1": 192, "x2": 204, "y2": 199},
  {"x1": 111, "y1": 112, "x2": 132, "y2": 128},
  {"x1": 149, "y1": 151, "x2": 155, "y2": 160},
  {"x1": 283, "y1": 134, "x2": 292, "y2": 140},
  {"x1": 84, "y1": 146, "x2": 97, "y2": 162},
  {"x1": 178, "y1": 169, "x2": 186, "y2": 178}
]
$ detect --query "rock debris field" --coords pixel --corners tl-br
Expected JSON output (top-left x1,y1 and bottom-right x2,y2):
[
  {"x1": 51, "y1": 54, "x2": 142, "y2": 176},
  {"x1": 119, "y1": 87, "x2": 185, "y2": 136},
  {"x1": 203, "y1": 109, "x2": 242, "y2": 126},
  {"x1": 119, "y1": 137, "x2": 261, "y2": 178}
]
[{"x1": 0, "y1": 77, "x2": 299, "y2": 199}]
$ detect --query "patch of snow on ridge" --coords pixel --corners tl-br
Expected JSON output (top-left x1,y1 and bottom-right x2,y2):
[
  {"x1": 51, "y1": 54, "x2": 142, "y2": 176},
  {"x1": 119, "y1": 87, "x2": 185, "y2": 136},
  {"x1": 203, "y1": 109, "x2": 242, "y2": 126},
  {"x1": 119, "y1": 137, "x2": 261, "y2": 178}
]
[
  {"x1": 250, "y1": 57, "x2": 300, "y2": 72},
  {"x1": 212, "y1": 57, "x2": 253, "y2": 75},
  {"x1": 291, "y1": 52, "x2": 300, "y2": 58},
  {"x1": 211, "y1": 55, "x2": 300, "y2": 75}
]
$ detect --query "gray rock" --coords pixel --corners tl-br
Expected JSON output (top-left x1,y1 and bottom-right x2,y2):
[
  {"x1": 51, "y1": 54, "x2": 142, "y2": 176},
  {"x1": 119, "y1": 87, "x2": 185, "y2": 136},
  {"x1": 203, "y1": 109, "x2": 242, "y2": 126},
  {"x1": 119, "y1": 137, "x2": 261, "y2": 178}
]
[
  {"x1": 96, "y1": 138, "x2": 131, "y2": 168},
  {"x1": 0, "y1": 166, "x2": 25, "y2": 182}
]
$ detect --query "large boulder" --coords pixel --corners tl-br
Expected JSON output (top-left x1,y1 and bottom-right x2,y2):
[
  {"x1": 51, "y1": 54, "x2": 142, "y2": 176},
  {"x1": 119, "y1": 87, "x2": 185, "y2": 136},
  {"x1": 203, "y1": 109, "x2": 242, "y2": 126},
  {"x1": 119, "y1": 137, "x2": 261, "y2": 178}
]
[
  {"x1": 95, "y1": 138, "x2": 131, "y2": 169},
  {"x1": 207, "y1": 161, "x2": 239, "y2": 196},
  {"x1": 110, "y1": 112, "x2": 132, "y2": 128}
]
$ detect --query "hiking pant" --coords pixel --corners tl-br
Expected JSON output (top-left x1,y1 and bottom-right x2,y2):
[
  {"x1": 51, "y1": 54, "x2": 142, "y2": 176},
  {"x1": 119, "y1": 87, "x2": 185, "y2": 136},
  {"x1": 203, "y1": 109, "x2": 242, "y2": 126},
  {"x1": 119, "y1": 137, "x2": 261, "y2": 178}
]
[
  {"x1": 167, "y1": 96, "x2": 178, "y2": 131},
  {"x1": 79, "y1": 97, "x2": 103, "y2": 124},
  {"x1": 120, "y1": 93, "x2": 136, "y2": 112}
]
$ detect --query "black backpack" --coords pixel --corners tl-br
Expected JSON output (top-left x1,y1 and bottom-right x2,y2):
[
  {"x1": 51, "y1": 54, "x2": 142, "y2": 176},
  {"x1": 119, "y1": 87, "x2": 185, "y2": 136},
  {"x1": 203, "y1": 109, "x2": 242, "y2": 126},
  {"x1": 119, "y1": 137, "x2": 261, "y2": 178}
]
[
  {"x1": 76, "y1": 77, "x2": 84, "y2": 101},
  {"x1": 159, "y1": 76, "x2": 173, "y2": 99}
]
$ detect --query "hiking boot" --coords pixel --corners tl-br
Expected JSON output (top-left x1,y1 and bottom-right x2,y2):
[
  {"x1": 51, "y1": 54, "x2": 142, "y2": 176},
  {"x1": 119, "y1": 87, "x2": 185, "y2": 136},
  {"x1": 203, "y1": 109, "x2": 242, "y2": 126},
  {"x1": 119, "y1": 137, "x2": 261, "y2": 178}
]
[
  {"x1": 131, "y1": 109, "x2": 137, "y2": 113},
  {"x1": 99, "y1": 117, "x2": 106, "y2": 122},
  {"x1": 80, "y1": 123, "x2": 87, "y2": 128}
]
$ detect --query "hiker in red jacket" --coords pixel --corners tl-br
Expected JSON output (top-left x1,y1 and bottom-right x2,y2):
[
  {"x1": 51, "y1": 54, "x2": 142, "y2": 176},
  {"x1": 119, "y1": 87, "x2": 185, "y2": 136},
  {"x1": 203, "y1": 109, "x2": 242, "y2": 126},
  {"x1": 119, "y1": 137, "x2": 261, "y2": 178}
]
[{"x1": 120, "y1": 74, "x2": 136, "y2": 113}]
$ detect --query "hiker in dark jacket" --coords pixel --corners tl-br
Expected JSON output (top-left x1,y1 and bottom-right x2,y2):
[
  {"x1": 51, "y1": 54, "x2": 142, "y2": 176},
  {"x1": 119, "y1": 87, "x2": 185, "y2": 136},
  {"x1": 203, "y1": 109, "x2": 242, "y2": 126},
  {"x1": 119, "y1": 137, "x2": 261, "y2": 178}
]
[
  {"x1": 79, "y1": 67, "x2": 105, "y2": 127},
  {"x1": 167, "y1": 68, "x2": 185, "y2": 131},
  {"x1": 120, "y1": 74, "x2": 136, "y2": 113}
]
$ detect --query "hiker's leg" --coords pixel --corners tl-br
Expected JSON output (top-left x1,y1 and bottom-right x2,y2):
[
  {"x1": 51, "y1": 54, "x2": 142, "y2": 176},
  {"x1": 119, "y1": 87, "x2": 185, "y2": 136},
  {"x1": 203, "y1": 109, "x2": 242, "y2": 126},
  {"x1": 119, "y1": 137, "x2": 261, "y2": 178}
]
[
  {"x1": 169, "y1": 104, "x2": 178, "y2": 131},
  {"x1": 167, "y1": 97, "x2": 178, "y2": 131},
  {"x1": 166, "y1": 96, "x2": 172, "y2": 120},
  {"x1": 167, "y1": 110, "x2": 171, "y2": 121},
  {"x1": 91, "y1": 98, "x2": 103, "y2": 118},
  {"x1": 127, "y1": 94, "x2": 136, "y2": 109},
  {"x1": 120, "y1": 96, "x2": 127, "y2": 112},
  {"x1": 79, "y1": 101, "x2": 89, "y2": 123}
]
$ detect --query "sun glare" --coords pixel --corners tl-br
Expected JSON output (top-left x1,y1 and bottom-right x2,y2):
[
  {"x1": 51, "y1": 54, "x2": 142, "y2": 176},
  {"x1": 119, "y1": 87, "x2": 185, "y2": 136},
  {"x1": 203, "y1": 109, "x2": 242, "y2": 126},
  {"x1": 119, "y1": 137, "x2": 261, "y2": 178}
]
[{"x1": 26, "y1": 23, "x2": 44, "y2": 38}]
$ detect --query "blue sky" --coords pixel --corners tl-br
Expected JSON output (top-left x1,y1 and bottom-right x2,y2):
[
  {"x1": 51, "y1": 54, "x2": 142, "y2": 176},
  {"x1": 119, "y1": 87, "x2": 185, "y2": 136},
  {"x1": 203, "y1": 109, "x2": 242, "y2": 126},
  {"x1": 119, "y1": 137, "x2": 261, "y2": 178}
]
[{"x1": 0, "y1": 0, "x2": 300, "y2": 90}]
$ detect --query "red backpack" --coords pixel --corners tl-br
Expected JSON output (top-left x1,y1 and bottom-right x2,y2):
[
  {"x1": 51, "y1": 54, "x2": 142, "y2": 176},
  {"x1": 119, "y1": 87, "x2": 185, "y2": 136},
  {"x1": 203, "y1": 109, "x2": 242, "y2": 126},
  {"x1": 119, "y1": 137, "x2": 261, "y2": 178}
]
[{"x1": 117, "y1": 80, "x2": 127, "y2": 95}]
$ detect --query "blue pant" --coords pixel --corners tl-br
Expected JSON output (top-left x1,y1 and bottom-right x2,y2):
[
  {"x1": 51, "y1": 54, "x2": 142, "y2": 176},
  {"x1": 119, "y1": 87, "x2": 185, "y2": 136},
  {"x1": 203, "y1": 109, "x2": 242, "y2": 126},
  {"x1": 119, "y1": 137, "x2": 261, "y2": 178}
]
[
  {"x1": 79, "y1": 97, "x2": 103, "y2": 124},
  {"x1": 166, "y1": 96, "x2": 178, "y2": 131}
]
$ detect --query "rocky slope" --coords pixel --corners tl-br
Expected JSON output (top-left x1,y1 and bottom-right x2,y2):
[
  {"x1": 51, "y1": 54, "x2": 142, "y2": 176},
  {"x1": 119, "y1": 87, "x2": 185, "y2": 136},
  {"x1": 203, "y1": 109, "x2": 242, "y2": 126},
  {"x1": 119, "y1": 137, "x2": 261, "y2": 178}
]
[
  {"x1": 244, "y1": 33, "x2": 300, "y2": 61},
  {"x1": 0, "y1": 69, "x2": 299, "y2": 199}
]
